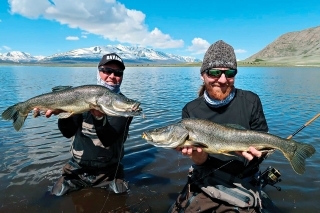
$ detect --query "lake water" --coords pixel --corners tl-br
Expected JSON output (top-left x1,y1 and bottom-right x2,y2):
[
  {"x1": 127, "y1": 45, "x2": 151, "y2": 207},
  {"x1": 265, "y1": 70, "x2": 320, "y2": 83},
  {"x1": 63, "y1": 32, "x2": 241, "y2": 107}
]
[{"x1": 0, "y1": 65, "x2": 319, "y2": 213}]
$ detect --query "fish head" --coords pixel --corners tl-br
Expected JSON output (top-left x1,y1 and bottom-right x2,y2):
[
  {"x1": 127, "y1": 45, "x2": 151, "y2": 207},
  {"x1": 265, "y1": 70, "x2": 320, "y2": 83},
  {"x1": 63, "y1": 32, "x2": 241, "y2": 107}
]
[
  {"x1": 112, "y1": 97, "x2": 142, "y2": 113},
  {"x1": 142, "y1": 124, "x2": 188, "y2": 148},
  {"x1": 97, "y1": 93, "x2": 142, "y2": 117}
]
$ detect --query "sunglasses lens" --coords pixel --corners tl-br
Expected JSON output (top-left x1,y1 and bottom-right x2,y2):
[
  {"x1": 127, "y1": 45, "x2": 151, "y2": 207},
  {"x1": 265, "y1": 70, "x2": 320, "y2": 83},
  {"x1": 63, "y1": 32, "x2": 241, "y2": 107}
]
[
  {"x1": 105, "y1": 70, "x2": 113, "y2": 75},
  {"x1": 114, "y1": 71, "x2": 123, "y2": 77},
  {"x1": 225, "y1": 69, "x2": 237, "y2": 78},
  {"x1": 99, "y1": 68, "x2": 123, "y2": 77},
  {"x1": 208, "y1": 69, "x2": 222, "y2": 77},
  {"x1": 207, "y1": 69, "x2": 237, "y2": 78}
]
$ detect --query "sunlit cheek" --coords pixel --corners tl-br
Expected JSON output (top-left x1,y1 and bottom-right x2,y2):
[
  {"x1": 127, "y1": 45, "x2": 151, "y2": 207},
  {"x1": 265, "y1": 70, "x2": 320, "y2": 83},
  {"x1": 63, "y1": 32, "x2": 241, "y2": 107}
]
[
  {"x1": 99, "y1": 72, "x2": 108, "y2": 81},
  {"x1": 227, "y1": 78, "x2": 235, "y2": 85},
  {"x1": 204, "y1": 79, "x2": 217, "y2": 88},
  {"x1": 205, "y1": 74, "x2": 219, "y2": 83}
]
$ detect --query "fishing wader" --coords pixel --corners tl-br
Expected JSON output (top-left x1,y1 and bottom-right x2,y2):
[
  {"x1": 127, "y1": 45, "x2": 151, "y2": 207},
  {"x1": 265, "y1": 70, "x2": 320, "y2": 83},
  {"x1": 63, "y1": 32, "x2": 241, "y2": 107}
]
[
  {"x1": 168, "y1": 164, "x2": 263, "y2": 213},
  {"x1": 51, "y1": 158, "x2": 128, "y2": 196}
]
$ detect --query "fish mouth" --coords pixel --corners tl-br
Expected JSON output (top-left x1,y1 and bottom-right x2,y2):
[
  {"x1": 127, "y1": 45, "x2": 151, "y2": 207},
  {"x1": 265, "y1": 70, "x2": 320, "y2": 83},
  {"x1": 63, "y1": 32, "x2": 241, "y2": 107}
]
[
  {"x1": 112, "y1": 102, "x2": 142, "y2": 113},
  {"x1": 141, "y1": 132, "x2": 152, "y2": 141},
  {"x1": 141, "y1": 132, "x2": 173, "y2": 148},
  {"x1": 131, "y1": 102, "x2": 142, "y2": 112}
]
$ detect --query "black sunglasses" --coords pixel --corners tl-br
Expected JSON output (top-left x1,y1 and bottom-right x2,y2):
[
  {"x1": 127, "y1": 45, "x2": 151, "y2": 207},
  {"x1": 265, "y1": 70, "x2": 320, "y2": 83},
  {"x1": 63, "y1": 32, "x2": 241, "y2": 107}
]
[
  {"x1": 98, "y1": 67, "x2": 123, "y2": 77},
  {"x1": 205, "y1": 69, "x2": 237, "y2": 78}
]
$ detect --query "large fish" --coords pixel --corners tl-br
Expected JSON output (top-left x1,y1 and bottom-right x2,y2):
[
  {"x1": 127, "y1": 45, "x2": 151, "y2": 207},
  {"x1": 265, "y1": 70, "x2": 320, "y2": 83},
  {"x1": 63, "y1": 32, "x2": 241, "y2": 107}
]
[
  {"x1": 142, "y1": 118, "x2": 316, "y2": 175},
  {"x1": 2, "y1": 85, "x2": 142, "y2": 131}
]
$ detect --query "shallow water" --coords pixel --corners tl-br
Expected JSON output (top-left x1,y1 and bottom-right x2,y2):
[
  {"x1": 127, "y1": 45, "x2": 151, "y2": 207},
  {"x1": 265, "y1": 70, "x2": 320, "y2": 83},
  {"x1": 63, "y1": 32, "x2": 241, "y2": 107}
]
[{"x1": 0, "y1": 66, "x2": 319, "y2": 213}]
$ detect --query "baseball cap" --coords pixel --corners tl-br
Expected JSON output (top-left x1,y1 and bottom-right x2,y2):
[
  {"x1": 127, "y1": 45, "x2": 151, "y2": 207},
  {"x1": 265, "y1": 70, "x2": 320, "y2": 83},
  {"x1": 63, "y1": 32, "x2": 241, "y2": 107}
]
[{"x1": 98, "y1": 53, "x2": 125, "y2": 70}]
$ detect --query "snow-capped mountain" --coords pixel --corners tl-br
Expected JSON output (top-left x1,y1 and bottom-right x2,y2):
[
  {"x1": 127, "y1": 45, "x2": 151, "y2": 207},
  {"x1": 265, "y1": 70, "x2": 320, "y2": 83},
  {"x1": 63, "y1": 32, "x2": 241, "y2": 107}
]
[
  {"x1": 0, "y1": 51, "x2": 45, "y2": 63},
  {"x1": 0, "y1": 45, "x2": 201, "y2": 64}
]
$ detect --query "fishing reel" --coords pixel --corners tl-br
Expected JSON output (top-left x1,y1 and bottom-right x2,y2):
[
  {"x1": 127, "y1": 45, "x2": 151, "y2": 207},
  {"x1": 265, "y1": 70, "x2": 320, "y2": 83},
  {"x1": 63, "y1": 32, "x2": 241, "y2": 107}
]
[{"x1": 258, "y1": 166, "x2": 282, "y2": 191}]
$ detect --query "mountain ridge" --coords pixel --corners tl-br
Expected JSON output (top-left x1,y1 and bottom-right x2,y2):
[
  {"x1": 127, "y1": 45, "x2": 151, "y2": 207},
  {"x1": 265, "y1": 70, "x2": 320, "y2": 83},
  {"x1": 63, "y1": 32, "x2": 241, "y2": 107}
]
[
  {"x1": 0, "y1": 44, "x2": 201, "y2": 64},
  {"x1": 244, "y1": 26, "x2": 320, "y2": 65},
  {"x1": 2, "y1": 26, "x2": 320, "y2": 66}
]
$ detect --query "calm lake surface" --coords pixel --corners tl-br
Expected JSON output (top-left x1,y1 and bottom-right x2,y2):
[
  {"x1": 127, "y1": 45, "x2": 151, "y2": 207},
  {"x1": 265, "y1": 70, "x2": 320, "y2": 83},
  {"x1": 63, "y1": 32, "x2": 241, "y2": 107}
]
[{"x1": 0, "y1": 66, "x2": 319, "y2": 213}]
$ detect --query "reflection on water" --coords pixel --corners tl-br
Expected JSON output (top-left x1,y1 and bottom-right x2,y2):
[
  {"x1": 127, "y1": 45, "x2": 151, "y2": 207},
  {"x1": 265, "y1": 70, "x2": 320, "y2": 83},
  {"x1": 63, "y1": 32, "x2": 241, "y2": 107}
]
[{"x1": 0, "y1": 66, "x2": 319, "y2": 212}]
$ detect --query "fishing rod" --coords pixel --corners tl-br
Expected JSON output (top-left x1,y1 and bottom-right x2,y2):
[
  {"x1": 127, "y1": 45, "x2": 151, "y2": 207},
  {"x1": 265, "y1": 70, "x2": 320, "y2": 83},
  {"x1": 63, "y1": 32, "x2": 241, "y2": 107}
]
[
  {"x1": 263, "y1": 112, "x2": 320, "y2": 158},
  {"x1": 286, "y1": 113, "x2": 320, "y2": 140}
]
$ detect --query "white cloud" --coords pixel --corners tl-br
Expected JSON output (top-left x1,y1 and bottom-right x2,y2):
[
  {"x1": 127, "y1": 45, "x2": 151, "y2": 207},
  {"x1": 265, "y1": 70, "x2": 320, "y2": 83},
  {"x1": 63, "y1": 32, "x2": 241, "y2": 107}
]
[
  {"x1": 187, "y1": 38, "x2": 210, "y2": 54},
  {"x1": 66, "y1": 36, "x2": 79, "y2": 40},
  {"x1": 9, "y1": 0, "x2": 183, "y2": 49},
  {"x1": 81, "y1": 31, "x2": 88, "y2": 38},
  {"x1": 234, "y1": 49, "x2": 247, "y2": 53},
  {"x1": 3, "y1": 46, "x2": 11, "y2": 50}
]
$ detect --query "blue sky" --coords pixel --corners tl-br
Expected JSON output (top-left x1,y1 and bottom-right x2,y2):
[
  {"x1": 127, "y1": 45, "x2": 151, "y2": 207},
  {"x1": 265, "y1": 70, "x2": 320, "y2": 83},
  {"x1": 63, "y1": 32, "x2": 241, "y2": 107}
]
[{"x1": 0, "y1": 0, "x2": 319, "y2": 60}]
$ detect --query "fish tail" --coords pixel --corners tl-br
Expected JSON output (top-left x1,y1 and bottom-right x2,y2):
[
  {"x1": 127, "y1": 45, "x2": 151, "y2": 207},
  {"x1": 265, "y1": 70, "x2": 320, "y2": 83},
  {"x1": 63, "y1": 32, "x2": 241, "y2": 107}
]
[
  {"x1": 285, "y1": 142, "x2": 316, "y2": 175},
  {"x1": 1, "y1": 104, "x2": 28, "y2": 131}
]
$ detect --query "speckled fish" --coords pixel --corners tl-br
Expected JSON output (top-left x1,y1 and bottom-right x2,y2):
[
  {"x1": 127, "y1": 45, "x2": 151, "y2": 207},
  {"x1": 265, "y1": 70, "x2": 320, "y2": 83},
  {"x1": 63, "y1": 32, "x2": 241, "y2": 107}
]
[
  {"x1": 142, "y1": 118, "x2": 316, "y2": 175},
  {"x1": 2, "y1": 85, "x2": 142, "y2": 131}
]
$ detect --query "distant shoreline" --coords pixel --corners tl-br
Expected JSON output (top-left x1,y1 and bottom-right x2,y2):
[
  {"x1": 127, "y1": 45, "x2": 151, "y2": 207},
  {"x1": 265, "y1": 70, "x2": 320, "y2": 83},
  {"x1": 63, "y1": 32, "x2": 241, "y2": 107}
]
[
  {"x1": 0, "y1": 62, "x2": 202, "y2": 67},
  {"x1": 1, "y1": 62, "x2": 320, "y2": 68}
]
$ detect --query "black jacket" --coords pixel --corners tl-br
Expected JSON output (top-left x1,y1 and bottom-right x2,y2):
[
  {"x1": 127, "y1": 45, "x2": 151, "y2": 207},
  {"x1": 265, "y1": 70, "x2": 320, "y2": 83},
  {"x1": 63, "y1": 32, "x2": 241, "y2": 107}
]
[
  {"x1": 182, "y1": 88, "x2": 268, "y2": 176},
  {"x1": 58, "y1": 95, "x2": 133, "y2": 168}
]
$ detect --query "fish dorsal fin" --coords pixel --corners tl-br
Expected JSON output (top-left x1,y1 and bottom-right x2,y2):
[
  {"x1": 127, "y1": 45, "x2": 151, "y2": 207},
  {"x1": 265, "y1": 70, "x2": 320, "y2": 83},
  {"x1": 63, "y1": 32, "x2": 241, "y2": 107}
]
[
  {"x1": 223, "y1": 124, "x2": 246, "y2": 130},
  {"x1": 58, "y1": 112, "x2": 74, "y2": 119},
  {"x1": 52, "y1": 86, "x2": 73, "y2": 92},
  {"x1": 185, "y1": 140, "x2": 208, "y2": 148}
]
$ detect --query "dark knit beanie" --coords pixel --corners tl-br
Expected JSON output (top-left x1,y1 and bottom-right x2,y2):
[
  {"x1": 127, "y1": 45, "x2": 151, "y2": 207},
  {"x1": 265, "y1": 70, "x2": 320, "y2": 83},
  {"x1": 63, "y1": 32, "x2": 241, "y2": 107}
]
[{"x1": 200, "y1": 40, "x2": 237, "y2": 74}]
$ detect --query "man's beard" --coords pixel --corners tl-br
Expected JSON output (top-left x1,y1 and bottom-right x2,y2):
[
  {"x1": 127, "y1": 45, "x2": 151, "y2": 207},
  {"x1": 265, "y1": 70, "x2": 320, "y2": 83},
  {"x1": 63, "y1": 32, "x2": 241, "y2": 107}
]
[{"x1": 206, "y1": 83, "x2": 234, "y2": 100}]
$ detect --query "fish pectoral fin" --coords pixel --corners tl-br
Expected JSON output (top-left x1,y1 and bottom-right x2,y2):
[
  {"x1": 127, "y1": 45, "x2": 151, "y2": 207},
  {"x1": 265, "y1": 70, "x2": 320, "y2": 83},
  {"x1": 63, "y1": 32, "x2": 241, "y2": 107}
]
[
  {"x1": 185, "y1": 140, "x2": 208, "y2": 148},
  {"x1": 100, "y1": 105, "x2": 120, "y2": 116},
  {"x1": 219, "y1": 151, "x2": 237, "y2": 157},
  {"x1": 261, "y1": 149, "x2": 275, "y2": 154},
  {"x1": 88, "y1": 103, "x2": 105, "y2": 113},
  {"x1": 88, "y1": 103, "x2": 98, "y2": 109},
  {"x1": 223, "y1": 153, "x2": 237, "y2": 157},
  {"x1": 58, "y1": 112, "x2": 74, "y2": 119}
]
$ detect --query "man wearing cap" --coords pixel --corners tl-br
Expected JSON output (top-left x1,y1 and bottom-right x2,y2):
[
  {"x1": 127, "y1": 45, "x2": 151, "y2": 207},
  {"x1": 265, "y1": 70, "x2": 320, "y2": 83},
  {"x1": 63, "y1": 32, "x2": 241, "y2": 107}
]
[
  {"x1": 46, "y1": 53, "x2": 132, "y2": 196},
  {"x1": 169, "y1": 41, "x2": 269, "y2": 212}
]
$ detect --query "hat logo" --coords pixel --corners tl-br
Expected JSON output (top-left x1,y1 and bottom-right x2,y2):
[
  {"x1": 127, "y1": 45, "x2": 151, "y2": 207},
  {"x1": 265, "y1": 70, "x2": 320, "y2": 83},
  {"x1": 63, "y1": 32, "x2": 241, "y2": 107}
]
[{"x1": 105, "y1": 54, "x2": 123, "y2": 63}]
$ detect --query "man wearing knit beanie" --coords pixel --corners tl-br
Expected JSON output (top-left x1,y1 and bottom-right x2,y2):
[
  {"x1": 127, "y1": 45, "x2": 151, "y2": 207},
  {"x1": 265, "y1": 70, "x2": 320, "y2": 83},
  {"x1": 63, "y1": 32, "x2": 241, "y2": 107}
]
[
  {"x1": 200, "y1": 40, "x2": 237, "y2": 73},
  {"x1": 198, "y1": 40, "x2": 238, "y2": 101},
  {"x1": 170, "y1": 40, "x2": 272, "y2": 212}
]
